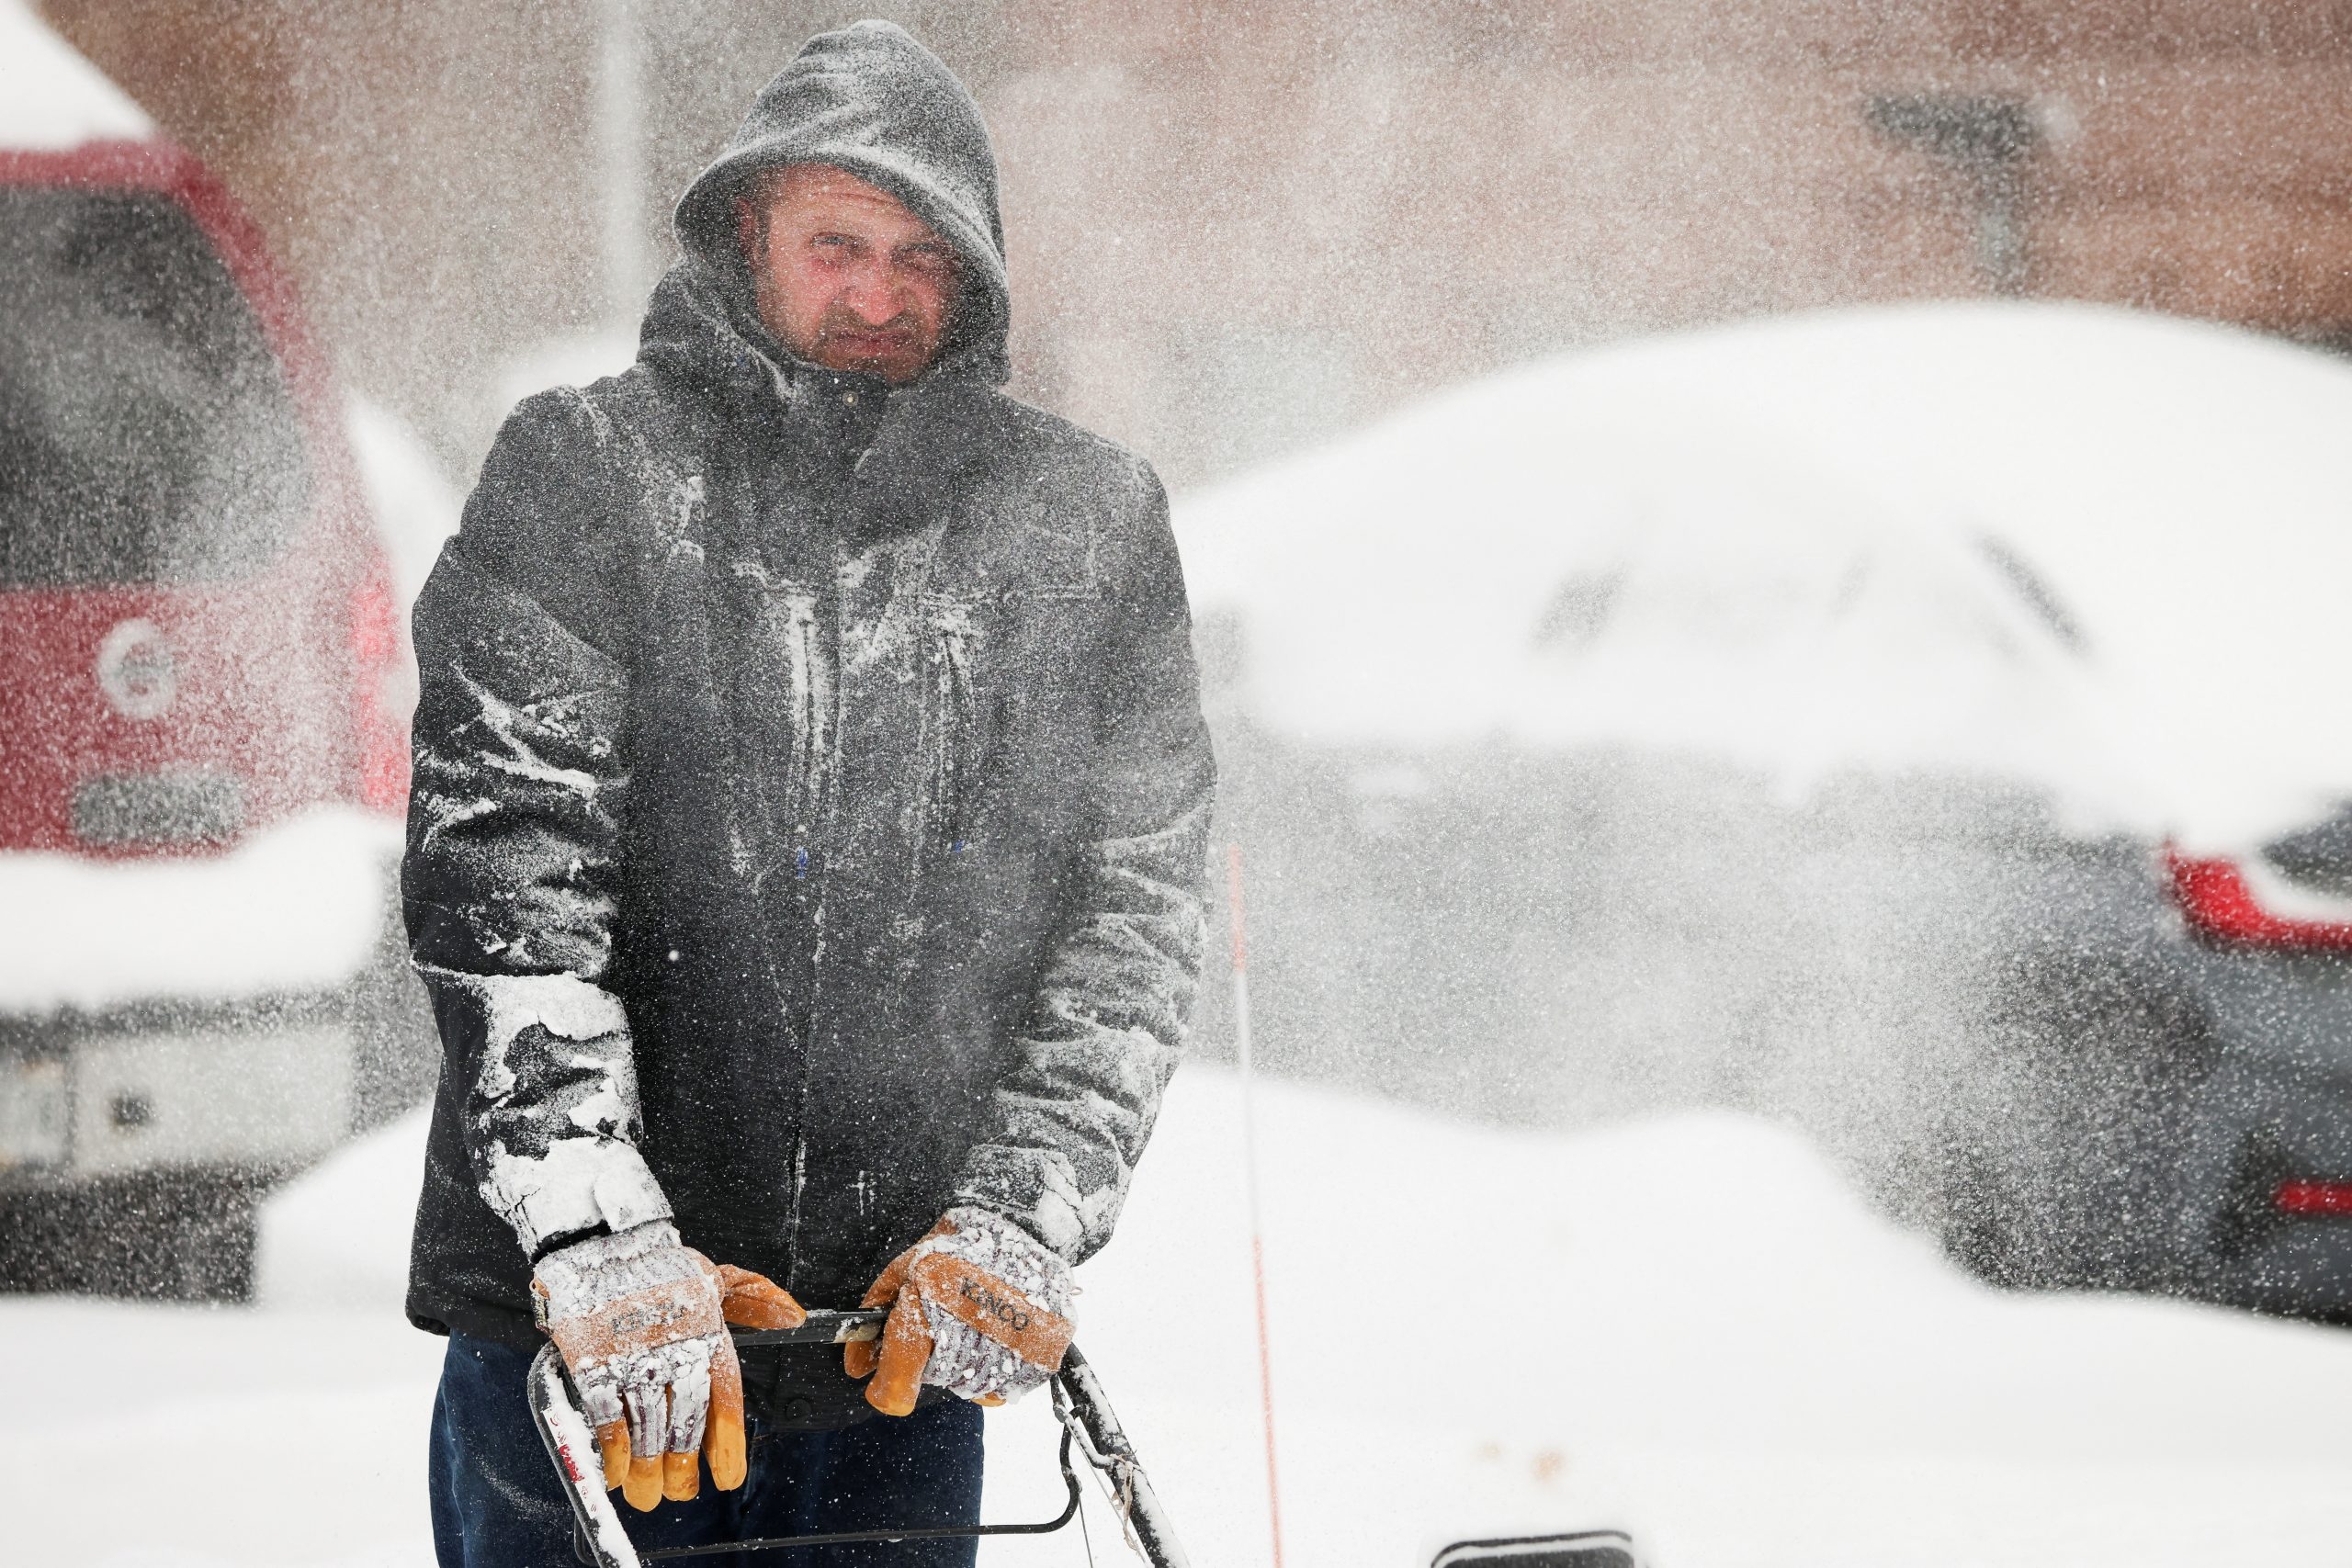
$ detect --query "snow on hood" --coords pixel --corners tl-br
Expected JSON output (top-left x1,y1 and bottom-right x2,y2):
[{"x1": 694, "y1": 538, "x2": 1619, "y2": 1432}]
[
  {"x1": 1177, "y1": 301, "x2": 2352, "y2": 849},
  {"x1": 0, "y1": 807, "x2": 400, "y2": 1015},
  {"x1": 668, "y1": 19, "x2": 1010, "y2": 387},
  {"x1": 0, "y1": 1, "x2": 153, "y2": 149}
]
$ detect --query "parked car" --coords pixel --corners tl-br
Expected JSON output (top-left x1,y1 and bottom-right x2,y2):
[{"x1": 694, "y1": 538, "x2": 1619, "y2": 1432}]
[
  {"x1": 1174, "y1": 299, "x2": 2352, "y2": 1324},
  {"x1": 0, "y1": 6, "x2": 435, "y2": 1299}
]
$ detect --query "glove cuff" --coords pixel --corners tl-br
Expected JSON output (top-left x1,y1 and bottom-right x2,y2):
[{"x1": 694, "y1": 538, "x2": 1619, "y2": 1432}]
[
  {"x1": 936, "y1": 1206, "x2": 1073, "y2": 1317},
  {"x1": 531, "y1": 1218, "x2": 684, "y2": 1325}
]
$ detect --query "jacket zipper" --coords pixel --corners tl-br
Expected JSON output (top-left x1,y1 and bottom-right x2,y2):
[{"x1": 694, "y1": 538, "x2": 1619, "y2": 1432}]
[
  {"x1": 932, "y1": 616, "x2": 975, "y2": 855},
  {"x1": 780, "y1": 551, "x2": 846, "y2": 1294}
]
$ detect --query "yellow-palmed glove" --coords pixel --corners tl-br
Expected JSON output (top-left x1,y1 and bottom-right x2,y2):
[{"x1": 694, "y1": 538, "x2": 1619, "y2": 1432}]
[
  {"x1": 843, "y1": 1208, "x2": 1074, "y2": 1416},
  {"x1": 533, "y1": 1221, "x2": 805, "y2": 1509}
]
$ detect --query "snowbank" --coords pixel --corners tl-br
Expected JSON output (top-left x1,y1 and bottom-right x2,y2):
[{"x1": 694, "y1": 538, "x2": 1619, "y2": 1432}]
[
  {"x1": 13, "y1": 1068, "x2": 2345, "y2": 1566},
  {"x1": 0, "y1": 0, "x2": 154, "y2": 149},
  {"x1": 0, "y1": 807, "x2": 401, "y2": 1015},
  {"x1": 1178, "y1": 302, "x2": 2352, "y2": 850},
  {"x1": 256, "y1": 1106, "x2": 429, "y2": 1312}
]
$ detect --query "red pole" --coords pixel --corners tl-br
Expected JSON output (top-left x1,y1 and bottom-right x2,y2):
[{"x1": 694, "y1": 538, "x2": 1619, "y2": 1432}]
[{"x1": 1226, "y1": 844, "x2": 1286, "y2": 1568}]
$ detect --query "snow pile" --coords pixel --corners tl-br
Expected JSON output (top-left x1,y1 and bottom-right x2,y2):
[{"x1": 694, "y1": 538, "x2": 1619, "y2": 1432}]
[
  {"x1": 1178, "y1": 302, "x2": 2352, "y2": 849},
  {"x1": 255, "y1": 1104, "x2": 427, "y2": 1311},
  {"x1": 0, "y1": 0, "x2": 154, "y2": 149},
  {"x1": 0, "y1": 807, "x2": 400, "y2": 1014},
  {"x1": 11, "y1": 1068, "x2": 2346, "y2": 1565}
]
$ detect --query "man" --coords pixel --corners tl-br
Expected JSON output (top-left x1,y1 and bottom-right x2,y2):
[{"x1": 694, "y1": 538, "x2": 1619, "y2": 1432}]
[{"x1": 404, "y1": 21, "x2": 1214, "y2": 1566}]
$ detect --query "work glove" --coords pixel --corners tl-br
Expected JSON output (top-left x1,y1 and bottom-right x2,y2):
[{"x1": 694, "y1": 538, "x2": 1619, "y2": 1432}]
[
  {"x1": 844, "y1": 1207, "x2": 1075, "y2": 1416},
  {"x1": 533, "y1": 1220, "x2": 806, "y2": 1511}
]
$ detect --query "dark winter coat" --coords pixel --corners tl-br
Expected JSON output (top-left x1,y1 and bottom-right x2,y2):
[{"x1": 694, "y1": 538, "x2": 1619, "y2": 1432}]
[{"x1": 401, "y1": 21, "x2": 1215, "y2": 1350}]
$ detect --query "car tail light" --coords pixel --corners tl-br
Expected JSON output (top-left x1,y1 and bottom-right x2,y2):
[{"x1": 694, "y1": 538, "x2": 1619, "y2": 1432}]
[
  {"x1": 2274, "y1": 1179, "x2": 2352, "y2": 1217},
  {"x1": 2163, "y1": 846, "x2": 2352, "y2": 953},
  {"x1": 350, "y1": 566, "x2": 411, "y2": 814}
]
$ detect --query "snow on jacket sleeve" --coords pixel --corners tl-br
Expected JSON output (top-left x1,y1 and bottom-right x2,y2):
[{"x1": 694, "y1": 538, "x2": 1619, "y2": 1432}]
[
  {"x1": 952, "y1": 464, "x2": 1216, "y2": 1263},
  {"x1": 402, "y1": 388, "x2": 671, "y2": 1261}
]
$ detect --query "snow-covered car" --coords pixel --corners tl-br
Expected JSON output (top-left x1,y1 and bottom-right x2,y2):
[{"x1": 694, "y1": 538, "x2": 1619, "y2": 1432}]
[
  {"x1": 0, "y1": 6, "x2": 436, "y2": 1299},
  {"x1": 1175, "y1": 299, "x2": 2352, "y2": 1323}
]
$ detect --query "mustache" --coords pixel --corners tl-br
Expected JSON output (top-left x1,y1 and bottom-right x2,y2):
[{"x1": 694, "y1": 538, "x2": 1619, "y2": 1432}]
[{"x1": 814, "y1": 309, "x2": 922, "y2": 345}]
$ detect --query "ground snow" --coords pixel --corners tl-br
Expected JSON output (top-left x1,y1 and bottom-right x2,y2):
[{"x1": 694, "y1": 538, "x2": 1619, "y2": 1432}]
[
  {"x1": 0, "y1": 807, "x2": 400, "y2": 1013},
  {"x1": 9, "y1": 1068, "x2": 2350, "y2": 1566}
]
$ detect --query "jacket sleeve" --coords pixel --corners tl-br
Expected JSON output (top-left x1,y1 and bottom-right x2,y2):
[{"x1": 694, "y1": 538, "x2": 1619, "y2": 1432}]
[
  {"x1": 953, "y1": 464, "x2": 1216, "y2": 1263},
  {"x1": 402, "y1": 388, "x2": 670, "y2": 1261}
]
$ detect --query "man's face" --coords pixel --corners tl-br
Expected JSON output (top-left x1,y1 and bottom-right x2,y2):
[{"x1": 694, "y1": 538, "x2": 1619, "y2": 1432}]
[{"x1": 736, "y1": 164, "x2": 960, "y2": 385}]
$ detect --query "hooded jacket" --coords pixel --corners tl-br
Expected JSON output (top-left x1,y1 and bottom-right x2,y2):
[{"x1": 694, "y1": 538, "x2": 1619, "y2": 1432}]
[{"x1": 401, "y1": 21, "x2": 1215, "y2": 1358}]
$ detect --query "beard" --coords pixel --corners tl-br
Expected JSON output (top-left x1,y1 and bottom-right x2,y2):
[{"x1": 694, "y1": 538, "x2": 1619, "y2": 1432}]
[{"x1": 806, "y1": 306, "x2": 941, "y2": 382}]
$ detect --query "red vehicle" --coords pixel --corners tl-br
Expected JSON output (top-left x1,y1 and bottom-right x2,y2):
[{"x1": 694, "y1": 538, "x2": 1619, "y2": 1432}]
[{"x1": 0, "y1": 12, "x2": 426, "y2": 1299}]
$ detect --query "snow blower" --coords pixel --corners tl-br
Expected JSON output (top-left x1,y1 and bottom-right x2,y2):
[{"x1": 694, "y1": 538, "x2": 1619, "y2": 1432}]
[
  {"x1": 529, "y1": 1307, "x2": 1191, "y2": 1567},
  {"x1": 532, "y1": 1315, "x2": 1643, "y2": 1568}
]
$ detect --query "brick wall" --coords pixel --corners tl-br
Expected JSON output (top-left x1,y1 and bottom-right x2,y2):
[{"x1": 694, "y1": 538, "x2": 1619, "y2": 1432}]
[{"x1": 44, "y1": 0, "x2": 2352, "y2": 484}]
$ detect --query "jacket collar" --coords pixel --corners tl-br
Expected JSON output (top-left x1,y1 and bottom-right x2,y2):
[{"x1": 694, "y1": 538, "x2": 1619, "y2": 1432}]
[{"x1": 638, "y1": 258, "x2": 1001, "y2": 539}]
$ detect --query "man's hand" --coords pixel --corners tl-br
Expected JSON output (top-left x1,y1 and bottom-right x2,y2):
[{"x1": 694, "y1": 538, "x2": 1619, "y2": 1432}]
[
  {"x1": 843, "y1": 1208, "x2": 1073, "y2": 1416},
  {"x1": 533, "y1": 1221, "x2": 805, "y2": 1509}
]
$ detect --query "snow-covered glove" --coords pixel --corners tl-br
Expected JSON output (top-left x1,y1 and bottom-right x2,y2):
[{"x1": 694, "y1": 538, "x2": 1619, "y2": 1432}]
[
  {"x1": 533, "y1": 1220, "x2": 806, "y2": 1510},
  {"x1": 843, "y1": 1207, "x2": 1075, "y2": 1416}
]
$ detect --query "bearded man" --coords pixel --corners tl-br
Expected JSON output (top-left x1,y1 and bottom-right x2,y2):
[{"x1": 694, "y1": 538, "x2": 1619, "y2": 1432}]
[{"x1": 402, "y1": 22, "x2": 1214, "y2": 1565}]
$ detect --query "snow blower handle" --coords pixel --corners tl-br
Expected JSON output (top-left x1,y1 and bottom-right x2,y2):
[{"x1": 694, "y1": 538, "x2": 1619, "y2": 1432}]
[{"x1": 527, "y1": 1309, "x2": 1192, "y2": 1568}]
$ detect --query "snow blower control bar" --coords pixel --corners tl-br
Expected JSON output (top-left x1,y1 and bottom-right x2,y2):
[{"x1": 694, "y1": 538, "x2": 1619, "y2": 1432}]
[{"x1": 527, "y1": 1309, "x2": 1192, "y2": 1567}]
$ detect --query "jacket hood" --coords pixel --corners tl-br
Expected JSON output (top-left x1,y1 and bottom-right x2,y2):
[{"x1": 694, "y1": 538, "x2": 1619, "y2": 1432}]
[{"x1": 670, "y1": 20, "x2": 1010, "y2": 387}]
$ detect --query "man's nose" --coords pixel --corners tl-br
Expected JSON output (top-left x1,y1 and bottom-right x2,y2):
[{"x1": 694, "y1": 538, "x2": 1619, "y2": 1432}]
[{"x1": 838, "y1": 263, "x2": 903, "y2": 325}]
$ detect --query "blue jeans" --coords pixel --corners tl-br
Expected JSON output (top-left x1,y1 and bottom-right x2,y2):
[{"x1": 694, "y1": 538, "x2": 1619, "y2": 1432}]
[{"x1": 428, "y1": 1335, "x2": 984, "y2": 1568}]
